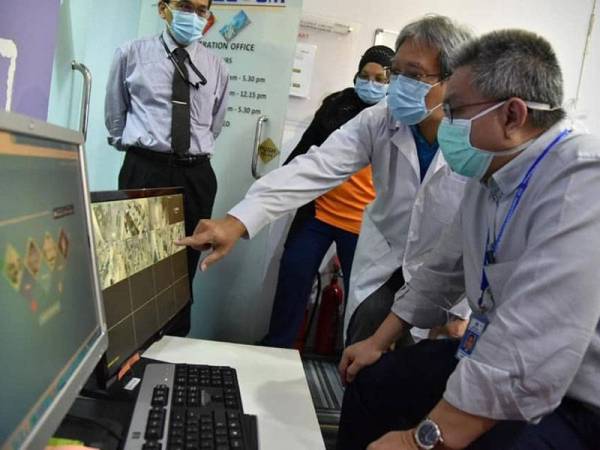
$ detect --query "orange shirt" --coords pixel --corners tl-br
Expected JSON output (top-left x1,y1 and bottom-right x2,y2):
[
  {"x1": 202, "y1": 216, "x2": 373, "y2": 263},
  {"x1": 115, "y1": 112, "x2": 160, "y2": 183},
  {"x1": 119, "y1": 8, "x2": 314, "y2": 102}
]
[{"x1": 315, "y1": 166, "x2": 375, "y2": 234}]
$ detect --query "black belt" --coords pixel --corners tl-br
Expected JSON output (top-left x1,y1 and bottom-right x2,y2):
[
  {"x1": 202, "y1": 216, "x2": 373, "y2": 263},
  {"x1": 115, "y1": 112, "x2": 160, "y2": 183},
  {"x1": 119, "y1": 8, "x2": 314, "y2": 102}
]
[{"x1": 128, "y1": 146, "x2": 210, "y2": 167}]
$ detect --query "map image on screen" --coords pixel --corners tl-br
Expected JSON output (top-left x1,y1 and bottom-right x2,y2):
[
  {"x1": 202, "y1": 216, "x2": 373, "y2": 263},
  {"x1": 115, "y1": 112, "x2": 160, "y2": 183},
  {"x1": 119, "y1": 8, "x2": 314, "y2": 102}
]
[{"x1": 91, "y1": 192, "x2": 190, "y2": 376}]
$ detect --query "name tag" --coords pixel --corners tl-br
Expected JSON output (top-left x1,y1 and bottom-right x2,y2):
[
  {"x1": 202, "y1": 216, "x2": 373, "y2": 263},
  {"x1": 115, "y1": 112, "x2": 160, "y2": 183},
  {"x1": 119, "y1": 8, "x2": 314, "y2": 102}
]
[{"x1": 456, "y1": 313, "x2": 489, "y2": 360}]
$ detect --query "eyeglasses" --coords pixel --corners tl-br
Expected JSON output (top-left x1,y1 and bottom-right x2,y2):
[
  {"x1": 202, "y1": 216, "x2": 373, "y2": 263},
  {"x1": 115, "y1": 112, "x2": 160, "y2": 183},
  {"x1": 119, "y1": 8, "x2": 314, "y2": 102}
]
[
  {"x1": 387, "y1": 67, "x2": 443, "y2": 84},
  {"x1": 442, "y1": 100, "x2": 502, "y2": 123},
  {"x1": 169, "y1": 1, "x2": 210, "y2": 18},
  {"x1": 357, "y1": 72, "x2": 389, "y2": 84}
]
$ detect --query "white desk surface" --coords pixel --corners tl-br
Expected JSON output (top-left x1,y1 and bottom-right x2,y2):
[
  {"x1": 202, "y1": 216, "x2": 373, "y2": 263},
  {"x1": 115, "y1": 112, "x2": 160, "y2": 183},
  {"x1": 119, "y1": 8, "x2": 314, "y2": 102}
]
[{"x1": 143, "y1": 336, "x2": 326, "y2": 450}]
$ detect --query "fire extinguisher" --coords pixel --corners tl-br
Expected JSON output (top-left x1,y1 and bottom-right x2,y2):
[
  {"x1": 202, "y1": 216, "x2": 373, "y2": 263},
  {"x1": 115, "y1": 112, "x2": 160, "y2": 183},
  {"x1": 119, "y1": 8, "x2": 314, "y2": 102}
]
[{"x1": 314, "y1": 269, "x2": 344, "y2": 355}]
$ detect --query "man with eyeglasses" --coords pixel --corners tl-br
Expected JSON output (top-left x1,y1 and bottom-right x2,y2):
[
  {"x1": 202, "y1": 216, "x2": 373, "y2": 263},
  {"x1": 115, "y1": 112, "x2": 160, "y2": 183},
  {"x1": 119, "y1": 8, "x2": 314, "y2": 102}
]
[
  {"x1": 105, "y1": 0, "x2": 229, "y2": 335},
  {"x1": 337, "y1": 29, "x2": 600, "y2": 450},
  {"x1": 178, "y1": 15, "x2": 472, "y2": 344}
]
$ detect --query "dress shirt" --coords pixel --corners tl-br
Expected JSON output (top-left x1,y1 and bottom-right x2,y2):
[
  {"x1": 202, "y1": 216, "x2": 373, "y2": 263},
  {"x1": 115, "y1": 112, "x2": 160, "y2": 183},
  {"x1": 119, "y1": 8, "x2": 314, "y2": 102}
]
[
  {"x1": 392, "y1": 120, "x2": 600, "y2": 421},
  {"x1": 105, "y1": 31, "x2": 229, "y2": 155}
]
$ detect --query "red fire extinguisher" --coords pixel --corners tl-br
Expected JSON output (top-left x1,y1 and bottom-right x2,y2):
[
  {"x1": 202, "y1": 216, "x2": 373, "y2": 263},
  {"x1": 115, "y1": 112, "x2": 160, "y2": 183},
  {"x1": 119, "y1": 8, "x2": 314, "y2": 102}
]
[{"x1": 314, "y1": 270, "x2": 344, "y2": 355}]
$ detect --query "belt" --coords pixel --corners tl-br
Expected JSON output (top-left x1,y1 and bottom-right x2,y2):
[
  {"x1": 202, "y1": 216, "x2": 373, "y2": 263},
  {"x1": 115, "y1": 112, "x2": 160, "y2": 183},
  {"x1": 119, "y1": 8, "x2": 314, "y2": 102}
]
[{"x1": 128, "y1": 146, "x2": 211, "y2": 167}]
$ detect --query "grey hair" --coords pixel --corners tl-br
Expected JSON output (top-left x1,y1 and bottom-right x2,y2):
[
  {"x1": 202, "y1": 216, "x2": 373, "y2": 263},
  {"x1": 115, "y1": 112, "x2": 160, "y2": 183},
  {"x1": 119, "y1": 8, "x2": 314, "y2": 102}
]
[
  {"x1": 452, "y1": 29, "x2": 565, "y2": 129},
  {"x1": 395, "y1": 15, "x2": 473, "y2": 78}
]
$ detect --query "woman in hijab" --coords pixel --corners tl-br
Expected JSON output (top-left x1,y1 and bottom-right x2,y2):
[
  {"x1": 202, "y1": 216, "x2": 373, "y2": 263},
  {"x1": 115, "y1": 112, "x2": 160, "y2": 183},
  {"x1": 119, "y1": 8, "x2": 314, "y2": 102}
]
[{"x1": 261, "y1": 45, "x2": 395, "y2": 348}]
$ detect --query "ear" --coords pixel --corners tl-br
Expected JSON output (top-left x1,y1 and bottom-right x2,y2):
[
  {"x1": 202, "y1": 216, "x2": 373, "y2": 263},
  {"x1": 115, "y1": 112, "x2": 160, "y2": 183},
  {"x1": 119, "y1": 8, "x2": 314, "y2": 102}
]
[{"x1": 502, "y1": 97, "x2": 528, "y2": 138}]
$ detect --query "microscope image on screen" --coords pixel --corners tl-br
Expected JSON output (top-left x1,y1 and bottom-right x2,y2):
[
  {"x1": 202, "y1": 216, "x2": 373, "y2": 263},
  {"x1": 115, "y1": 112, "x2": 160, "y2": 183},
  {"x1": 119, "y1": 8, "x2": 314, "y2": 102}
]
[
  {"x1": 92, "y1": 196, "x2": 185, "y2": 290},
  {"x1": 90, "y1": 191, "x2": 190, "y2": 376}
]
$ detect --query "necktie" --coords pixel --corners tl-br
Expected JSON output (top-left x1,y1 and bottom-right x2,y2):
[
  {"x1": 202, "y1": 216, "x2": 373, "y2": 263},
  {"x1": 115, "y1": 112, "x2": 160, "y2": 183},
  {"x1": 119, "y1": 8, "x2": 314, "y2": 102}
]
[{"x1": 171, "y1": 47, "x2": 191, "y2": 156}]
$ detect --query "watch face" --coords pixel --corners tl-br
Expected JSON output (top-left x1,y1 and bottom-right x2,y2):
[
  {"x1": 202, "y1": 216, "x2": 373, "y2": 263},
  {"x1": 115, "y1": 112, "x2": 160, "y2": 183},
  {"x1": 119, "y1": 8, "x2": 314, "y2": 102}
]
[{"x1": 417, "y1": 421, "x2": 440, "y2": 446}]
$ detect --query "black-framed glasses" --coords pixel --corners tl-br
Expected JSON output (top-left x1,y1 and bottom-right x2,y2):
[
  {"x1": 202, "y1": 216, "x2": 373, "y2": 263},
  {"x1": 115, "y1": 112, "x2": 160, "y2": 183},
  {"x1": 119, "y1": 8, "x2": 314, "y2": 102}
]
[
  {"x1": 169, "y1": 0, "x2": 210, "y2": 18},
  {"x1": 442, "y1": 100, "x2": 502, "y2": 123},
  {"x1": 387, "y1": 67, "x2": 443, "y2": 84}
]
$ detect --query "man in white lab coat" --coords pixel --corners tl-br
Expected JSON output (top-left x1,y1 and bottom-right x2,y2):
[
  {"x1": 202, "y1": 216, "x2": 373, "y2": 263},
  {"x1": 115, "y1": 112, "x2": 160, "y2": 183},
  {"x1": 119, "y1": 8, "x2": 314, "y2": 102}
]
[{"x1": 178, "y1": 15, "x2": 472, "y2": 344}]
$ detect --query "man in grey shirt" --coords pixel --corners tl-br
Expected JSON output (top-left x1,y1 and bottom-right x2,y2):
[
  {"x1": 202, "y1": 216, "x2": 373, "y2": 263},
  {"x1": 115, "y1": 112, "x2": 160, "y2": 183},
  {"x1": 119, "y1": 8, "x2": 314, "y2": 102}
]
[
  {"x1": 338, "y1": 30, "x2": 600, "y2": 450},
  {"x1": 105, "y1": 0, "x2": 229, "y2": 334}
]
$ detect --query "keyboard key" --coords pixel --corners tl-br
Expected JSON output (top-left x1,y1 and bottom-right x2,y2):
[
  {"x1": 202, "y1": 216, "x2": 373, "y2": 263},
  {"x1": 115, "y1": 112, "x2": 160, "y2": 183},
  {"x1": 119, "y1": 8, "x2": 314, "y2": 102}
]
[
  {"x1": 142, "y1": 442, "x2": 161, "y2": 450},
  {"x1": 145, "y1": 426, "x2": 162, "y2": 440}
]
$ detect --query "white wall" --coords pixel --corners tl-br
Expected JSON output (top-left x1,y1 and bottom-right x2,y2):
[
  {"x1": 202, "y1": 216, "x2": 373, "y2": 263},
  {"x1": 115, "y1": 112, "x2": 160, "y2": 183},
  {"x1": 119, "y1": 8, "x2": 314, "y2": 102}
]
[
  {"x1": 283, "y1": 0, "x2": 599, "y2": 152},
  {"x1": 578, "y1": 0, "x2": 600, "y2": 132}
]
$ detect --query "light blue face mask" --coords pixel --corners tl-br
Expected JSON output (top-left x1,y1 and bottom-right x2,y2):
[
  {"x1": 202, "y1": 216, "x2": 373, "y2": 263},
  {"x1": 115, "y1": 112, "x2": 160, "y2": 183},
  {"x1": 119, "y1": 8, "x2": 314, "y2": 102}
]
[
  {"x1": 354, "y1": 78, "x2": 388, "y2": 105},
  {"x1": 387, "y1": 74, "x2": 441, "y2": 125},
  {"x1": 438, "y1": 101, "x2": 555, "y2": 179},
  {"x1": 168, "y1": 7, "x2": 208, "y2": 46}
]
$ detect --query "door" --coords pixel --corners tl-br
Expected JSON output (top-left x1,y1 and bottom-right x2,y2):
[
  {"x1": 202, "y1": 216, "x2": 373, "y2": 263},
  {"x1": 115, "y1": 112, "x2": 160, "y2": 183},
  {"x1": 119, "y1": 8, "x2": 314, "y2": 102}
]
[
  {"x1": 47, "y1": 0, "x2": 144, "y2": 190},
  {"x1": 199, "y1": 1, "x2": 303, "y2": 343},
  {"x1": 138, "y1": 0, "x2": 303, "y2": 342}
]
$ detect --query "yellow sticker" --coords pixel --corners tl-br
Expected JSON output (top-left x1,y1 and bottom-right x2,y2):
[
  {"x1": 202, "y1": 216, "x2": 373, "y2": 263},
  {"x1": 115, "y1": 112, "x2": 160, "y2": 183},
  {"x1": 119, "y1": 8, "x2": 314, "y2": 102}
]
[{"x1": 258, "y1": 138, "x2": 280, "y2": 164}]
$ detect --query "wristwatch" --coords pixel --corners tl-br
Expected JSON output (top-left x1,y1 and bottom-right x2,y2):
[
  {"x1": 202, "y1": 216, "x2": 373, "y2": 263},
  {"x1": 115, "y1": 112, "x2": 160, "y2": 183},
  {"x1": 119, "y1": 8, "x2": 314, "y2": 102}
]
[{"x1": 414, "y1": 418, "x2": 444, "y2": 449}]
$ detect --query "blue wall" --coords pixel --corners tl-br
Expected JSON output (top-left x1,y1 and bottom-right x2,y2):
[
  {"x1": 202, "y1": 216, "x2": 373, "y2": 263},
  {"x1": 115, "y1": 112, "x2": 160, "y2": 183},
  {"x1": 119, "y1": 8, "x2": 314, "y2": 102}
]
[{"x1": 47, "y1": 0, "x2": 146, "y2": 191}]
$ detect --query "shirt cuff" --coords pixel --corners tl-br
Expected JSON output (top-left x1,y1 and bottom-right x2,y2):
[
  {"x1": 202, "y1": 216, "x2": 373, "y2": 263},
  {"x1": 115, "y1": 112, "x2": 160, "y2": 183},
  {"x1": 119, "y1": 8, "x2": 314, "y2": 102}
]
[
  {"x1": 228, "y1": 201, "x2": 270, "y2": 239},
  {"x1": 448, "y1": 298, "x2": 471, "y2": 320},
  {"x1": 107, "y1": 135, "x2": 125, "y2": 151},
  {"x1": 391, "y1": 285, "x2": 449, "y2": 329},
  {"x1": 444, "y1": 357, "x2": 544, "y2": 422}
]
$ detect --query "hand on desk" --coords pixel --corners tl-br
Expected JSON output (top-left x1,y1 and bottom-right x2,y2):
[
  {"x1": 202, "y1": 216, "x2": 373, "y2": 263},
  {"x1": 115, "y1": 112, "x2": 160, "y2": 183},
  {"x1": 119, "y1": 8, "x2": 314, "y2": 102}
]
[{"x1": 176, "y1": 215, "x2": 247, "y2": 271}]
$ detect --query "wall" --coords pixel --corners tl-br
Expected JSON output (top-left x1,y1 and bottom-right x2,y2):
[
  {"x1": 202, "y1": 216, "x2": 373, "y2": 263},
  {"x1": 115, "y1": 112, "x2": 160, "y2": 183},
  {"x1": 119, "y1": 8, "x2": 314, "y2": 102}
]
[
  {"x1": 47, "y1": 0, "x2": 143, "y2": 191},
  {"x1": 578, "y1": 0, "x2": 600, "y2": 132},
  {"x1": 0, "y1": 0, "x2": 61, "y2": 120},
  {"x1": 282, "y1": 0, "x2": 599, "y2": 154}
]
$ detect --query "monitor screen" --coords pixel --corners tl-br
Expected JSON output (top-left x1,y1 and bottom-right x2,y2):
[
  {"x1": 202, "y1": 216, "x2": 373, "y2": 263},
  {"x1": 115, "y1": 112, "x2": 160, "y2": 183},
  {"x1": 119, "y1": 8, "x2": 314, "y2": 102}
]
[
  {"x1": 0, "y1": 112, "x2": 107, "y2": 450},
  {"x1": 90, "y1": 188, "x2": 191, "y2": 381}
]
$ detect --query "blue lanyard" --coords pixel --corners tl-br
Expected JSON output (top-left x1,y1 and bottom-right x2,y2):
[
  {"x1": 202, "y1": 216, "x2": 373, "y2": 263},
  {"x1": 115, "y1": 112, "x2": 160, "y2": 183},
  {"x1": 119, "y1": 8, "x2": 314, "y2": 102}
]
[{"x1": 478, "y1": 129, "x2": 572, "y2": 311}]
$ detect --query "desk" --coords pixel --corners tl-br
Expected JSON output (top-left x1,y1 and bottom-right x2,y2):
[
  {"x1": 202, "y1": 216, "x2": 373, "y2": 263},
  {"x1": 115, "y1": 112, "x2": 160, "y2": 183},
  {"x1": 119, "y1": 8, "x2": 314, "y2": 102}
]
[{"x1": 143, "y1": 336, "x2": 326, "y2": 450}]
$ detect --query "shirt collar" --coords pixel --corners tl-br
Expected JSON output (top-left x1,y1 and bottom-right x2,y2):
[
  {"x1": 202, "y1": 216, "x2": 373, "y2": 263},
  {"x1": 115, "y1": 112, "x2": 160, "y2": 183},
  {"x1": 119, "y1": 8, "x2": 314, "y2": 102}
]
[
  {"x1": 487, "y1": 120, "x2": 571, "y2": 197},
  {"x1": 161, "y1": 29, "x2": 199, "y2": 55}
]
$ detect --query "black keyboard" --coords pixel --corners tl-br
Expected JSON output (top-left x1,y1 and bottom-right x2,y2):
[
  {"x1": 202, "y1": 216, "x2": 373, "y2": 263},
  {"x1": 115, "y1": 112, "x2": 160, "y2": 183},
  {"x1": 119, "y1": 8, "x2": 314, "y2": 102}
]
[{"x1": 124, "y1": 363, "x2": 258, "y2": 450}]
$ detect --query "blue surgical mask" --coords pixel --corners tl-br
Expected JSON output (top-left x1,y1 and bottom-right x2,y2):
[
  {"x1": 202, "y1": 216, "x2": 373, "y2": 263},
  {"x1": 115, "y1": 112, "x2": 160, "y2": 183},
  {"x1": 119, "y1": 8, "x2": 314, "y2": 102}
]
[
  {"x1": 387, "y1": 74, "x2": 441, "y2": 125},
  {"x1": 355, "y1": 78, "x2": 388, "y2": 105},
  {"x1": 168, "y1": 7, "x2": 208, "y2": 46},
  {"x1": 438, "y1": 101, "x2": 534, "y2": 179}
]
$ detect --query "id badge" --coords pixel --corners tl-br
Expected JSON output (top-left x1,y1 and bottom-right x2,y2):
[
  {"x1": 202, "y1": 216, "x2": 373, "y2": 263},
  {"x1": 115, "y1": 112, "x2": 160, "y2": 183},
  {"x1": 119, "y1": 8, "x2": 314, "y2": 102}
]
[{"x1": 456, "y1": 313, "x2": 489, "y2": 360}]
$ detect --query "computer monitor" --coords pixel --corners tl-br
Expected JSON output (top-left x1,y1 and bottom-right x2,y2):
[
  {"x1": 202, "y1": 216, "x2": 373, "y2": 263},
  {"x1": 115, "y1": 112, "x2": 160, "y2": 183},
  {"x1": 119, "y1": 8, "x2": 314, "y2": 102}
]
[
  {"x1": 0, "y1": 111, "x2": 108, "y2": 450},
  {"x1": 90, "y1": 188, "x2": 191, "y2": 384}
]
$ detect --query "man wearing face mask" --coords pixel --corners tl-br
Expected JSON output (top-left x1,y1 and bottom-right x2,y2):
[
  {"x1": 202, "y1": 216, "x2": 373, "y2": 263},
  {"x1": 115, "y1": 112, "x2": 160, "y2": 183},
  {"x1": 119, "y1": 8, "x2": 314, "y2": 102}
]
[
  {"x1": 258, "y1": 45, "x2": 394, "y2": 348},
  {"x1": 105, "y1": 0, "x2": 229, "y2": 335},
  {"x1": 337, "y1": 30, "x2": 600, "y2": 450},
  {"x1": 177, "y1": 16, "x2": 472, "y2": 344}
]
